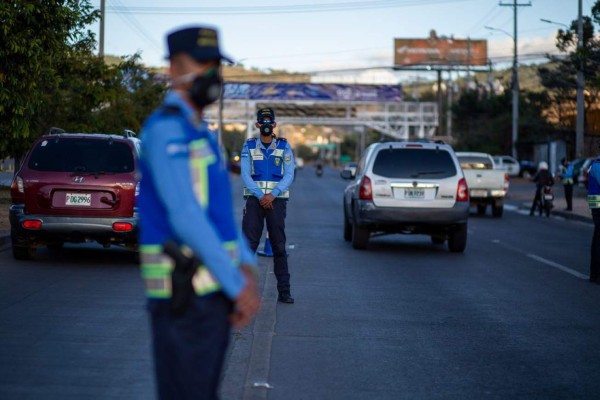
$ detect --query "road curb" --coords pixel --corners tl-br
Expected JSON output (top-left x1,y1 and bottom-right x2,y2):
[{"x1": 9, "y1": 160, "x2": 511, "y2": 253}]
[{"x1": 517, "y1": 203, "x2": 593, "y2": 224}]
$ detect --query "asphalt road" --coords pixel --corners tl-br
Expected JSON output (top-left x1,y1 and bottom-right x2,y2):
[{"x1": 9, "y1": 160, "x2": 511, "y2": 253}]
[{"x1": 0, "y1": 166, "x2": 598, "y2": 399}]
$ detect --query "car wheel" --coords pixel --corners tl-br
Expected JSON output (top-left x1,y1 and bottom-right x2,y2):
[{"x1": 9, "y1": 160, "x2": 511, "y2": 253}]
[
  {"x1": 12, "y1": 244, "x2": 32, "y2": 260},
  {"x1": 343, "y1": 212, "x2": 352, "y2": 242},
  {"x1": 448, "y1": 224, "x2": 467, "y2": 253},
  {"x1": 476, "y1": 204, "x2": 487, "y2": 215},
  {"x1": 351, "y1": 225, "x2": 369, "y2": 250},
  {"x1": 431, "y1": 236, "x2": 445, "y2": 245},
  {"x1": 492, "y1": 203, "x2": 503, "y2": 218},
  {"x1": 11, "y1": 230, "x2": 33, "y2": 260}
]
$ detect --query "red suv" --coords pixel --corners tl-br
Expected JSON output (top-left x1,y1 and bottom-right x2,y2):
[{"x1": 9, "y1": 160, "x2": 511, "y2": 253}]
[{"x1": 9, "y1": 129, "x2": 140, "y2": 259}]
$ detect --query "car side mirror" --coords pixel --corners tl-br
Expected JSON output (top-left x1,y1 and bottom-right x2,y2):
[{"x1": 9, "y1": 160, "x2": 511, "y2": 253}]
[{"x1": 340, "y1": 170, "x2": 354, "y2": 180}]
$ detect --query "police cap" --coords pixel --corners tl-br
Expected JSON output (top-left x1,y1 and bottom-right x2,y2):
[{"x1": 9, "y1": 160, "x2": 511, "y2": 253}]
[
  {"x1": 257, "y1": 108, "x2": 275, "y2": 123},
  {"x1": 166, "y1": 26, "x2": 233, "y2": 64}
]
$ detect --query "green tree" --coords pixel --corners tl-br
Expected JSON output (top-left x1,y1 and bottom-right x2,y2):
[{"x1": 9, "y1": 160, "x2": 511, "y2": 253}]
[
  {"x1": 538, "y1": 1, "x2": 600, "y2": 135},
  {"x1": 0, "y1": 0, "x2": 99, "y2": 157}
]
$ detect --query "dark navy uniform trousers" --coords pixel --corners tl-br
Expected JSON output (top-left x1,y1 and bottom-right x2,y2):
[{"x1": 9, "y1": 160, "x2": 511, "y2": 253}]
[
  {"x1": 242, "y1": 196, "x2": 290, "y2": 293},
  {"x1": 150, "y1": 293, "x2": 232, "y2": 400}
]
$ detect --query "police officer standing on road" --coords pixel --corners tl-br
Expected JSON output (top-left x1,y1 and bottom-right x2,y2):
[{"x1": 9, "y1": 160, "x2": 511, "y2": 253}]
[
  {"x1": 241, "y1": 108, "x2": 295, "y2": 303},
  {"x1": 137, "y1": 26, "x2": 260, "y2": 399},
  {"x1": 587, "y1": 152, "x2": 600, "y2": 283},
  {"x1": 558, "y1": 157, "x2": 574, "y2": 211}
]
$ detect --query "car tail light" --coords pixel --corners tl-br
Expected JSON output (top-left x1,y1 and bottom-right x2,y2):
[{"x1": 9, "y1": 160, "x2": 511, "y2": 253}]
[
  {"x1": 22, "y1": 219, "x2": 42, "y2": 230},
  {"x1": 113, "y1": 222, "x2": 133, "y2": 232},
  {"x1": 504, "y1": 172, "x2": 509, "y2": 192},
  {"x1": 456, "y1": 178, "x2": 469, "y2": 202},
  {"x1": 11, "y1": 176, "x2": 24, "y2": 193},
  {"x1": 359, "y1": 176, "x2": 373, "y2": 200}
]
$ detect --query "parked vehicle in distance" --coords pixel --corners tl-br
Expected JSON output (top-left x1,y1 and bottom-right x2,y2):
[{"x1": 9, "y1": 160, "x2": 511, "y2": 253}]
[
  {"x1": 342, "y1": 141, "x2": 469, "y2": 252},
  {"x1": 493, "y1": 155, "x2": 520, "y2": 177},
  {"x1": 9, "y1": 129, "x2": 140, "y2": 260},
  {"x1": 519, "y1": 160, "x2": 537, "y2": 178},
  {"x1": 340, "y1": 162, "x2": 358, "y2": 178},
  {"x1": 456, "y1": 152, "x2": 509, "y2": 217}
]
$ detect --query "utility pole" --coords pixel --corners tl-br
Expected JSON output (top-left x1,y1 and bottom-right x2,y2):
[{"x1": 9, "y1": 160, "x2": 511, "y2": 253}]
[
  {"x1": 99, "y1": 0, "x2": 105, "y2": 57},
  {"x1": 500, "y1": 0, "x2": 531, "y2": 160},
  {"x1": 576, "y1": 0, "x2": 584, "y2": 158}
]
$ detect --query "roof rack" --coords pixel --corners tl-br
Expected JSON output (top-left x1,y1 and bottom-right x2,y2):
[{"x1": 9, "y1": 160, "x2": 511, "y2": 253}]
[
  {"x1": 123, "y1": 130, "x2": 137, "y2": 138},
  {"x1": 47, "y1": 127, "x2": 66, "y2": 135}
]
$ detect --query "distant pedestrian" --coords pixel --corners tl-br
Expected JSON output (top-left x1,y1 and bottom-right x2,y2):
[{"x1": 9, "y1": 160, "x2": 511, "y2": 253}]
[
  {"x1": 530, "y1": 161, "x2": 554, "y2": 216},
  {"x1": 137, "y1": 25, "x2": 260, "y2": 399},
  {"x1": 587, "y1": 153, "x2": 600, "y2": 283},
  {"x1": 558, "y1": 157, "x2": 574, "y2": 211}
]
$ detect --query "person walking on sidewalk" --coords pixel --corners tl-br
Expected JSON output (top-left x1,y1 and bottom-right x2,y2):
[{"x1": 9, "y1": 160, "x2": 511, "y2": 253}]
[
  {"x1": 241, "y1": 108, "x2": 296, "y2": 304},
  {"x1": 137, "y1": 26, "x2": 260, "y2": 399},
  {"x1": 558, "y1": 157, "x2": 574, "y2": 211},
  {"x1": 587, "y1": 153, "x2": 600, "y2": 283},
  {"x1": 530, "y1": 161, "x2": 554, "y2": 216}
]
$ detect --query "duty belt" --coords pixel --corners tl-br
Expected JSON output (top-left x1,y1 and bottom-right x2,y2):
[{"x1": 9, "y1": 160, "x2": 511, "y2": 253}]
[
  {"x1": 588, "y1": 195, "x2": 600, "y2": 209},
  {"x1": 244, "y1": 180, "x2": 289, "y2": 199},
  {"x1": 140, "y1": 242, "x2": 239, "y2": 298}
]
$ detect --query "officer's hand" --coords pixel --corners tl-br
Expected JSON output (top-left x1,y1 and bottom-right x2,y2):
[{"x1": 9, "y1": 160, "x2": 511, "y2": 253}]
[
  {"x1": 260, "y1": 193, "x2": 275, "y2": 208},
  {"x1": 230, "y1": 265, "x2": 260, "y2": 329}
]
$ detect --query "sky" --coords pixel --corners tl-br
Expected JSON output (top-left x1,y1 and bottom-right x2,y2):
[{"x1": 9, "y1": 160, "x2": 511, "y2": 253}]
[{"x1": 89, "y1": 0, "x2": 590, "y2": 83}]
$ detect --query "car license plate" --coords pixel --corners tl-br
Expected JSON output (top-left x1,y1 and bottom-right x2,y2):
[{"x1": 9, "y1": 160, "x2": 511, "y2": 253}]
[
  {"x1": 470, "y1": 189, "x2": 488, "y2": 197},
  {"x1": 65, "y1": 193, "x2": 91, "y2": 206},
  {"x1": 404, "y1": 189, "x2": 425, "y2": 199}
]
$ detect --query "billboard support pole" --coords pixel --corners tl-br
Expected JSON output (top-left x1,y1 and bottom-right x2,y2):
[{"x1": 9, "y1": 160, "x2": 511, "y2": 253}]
[{"x1": 437, "y1": 70, "x2": 442, "y2": 135}]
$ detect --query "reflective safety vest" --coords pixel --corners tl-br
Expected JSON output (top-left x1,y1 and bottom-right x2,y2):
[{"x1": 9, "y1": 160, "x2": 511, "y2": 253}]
[
  {"x1": 243, "y1": 137, "x2": 290, "y2": 199},
  {"x1": 588, "y1": 158, "x2": 600, "y2": 209},
  {"x1": 138, "y1": 107, "x2": 240, "y2": 299},
  {"x1": 560, "y1": 163, "x2": 574, "y2": 185}
]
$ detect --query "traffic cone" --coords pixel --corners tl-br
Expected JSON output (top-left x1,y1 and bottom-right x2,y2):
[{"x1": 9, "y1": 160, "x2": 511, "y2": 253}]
[{"x1": 257, "y1": 232, "x2": 274, "y2": 257}]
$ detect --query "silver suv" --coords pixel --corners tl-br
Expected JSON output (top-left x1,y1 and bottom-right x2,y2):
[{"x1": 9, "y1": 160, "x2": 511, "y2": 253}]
[{"x1": 341, "y1": 141, "x2": 469, "y2": 252}]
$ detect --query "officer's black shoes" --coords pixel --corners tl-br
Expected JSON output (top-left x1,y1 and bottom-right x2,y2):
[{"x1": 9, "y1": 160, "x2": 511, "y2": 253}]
[{"x1": 278, "y1": 292, "x2": 294, "y2": 304}]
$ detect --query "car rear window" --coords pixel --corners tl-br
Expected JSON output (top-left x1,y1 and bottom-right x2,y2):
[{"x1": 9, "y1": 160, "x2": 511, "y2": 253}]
[
  {"x1": 28, "y1": 138, "x2": 135, "y2": 173},
  {"x1": 457, "y1": 156, "x2": 493, "y2": 170},
  {"x1": 372, "y1": 148, "x2": 457, "y2": 179}
]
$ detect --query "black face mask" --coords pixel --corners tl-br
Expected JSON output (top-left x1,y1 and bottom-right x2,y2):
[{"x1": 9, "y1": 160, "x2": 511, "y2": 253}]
[
  {"x1": 260, "y1": 123, "x2": 274, "y2": 136},
  {"x1": 189, "y1": 68, "x2": 223, "y2": 108}
]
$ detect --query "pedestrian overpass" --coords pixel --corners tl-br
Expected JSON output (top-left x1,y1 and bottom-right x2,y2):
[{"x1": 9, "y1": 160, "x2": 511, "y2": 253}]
[{"x1": 204, "y1": 82, "x2": 438, "y2": 140}]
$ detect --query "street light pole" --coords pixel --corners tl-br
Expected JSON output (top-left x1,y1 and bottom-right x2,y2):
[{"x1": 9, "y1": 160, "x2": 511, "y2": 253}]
[
  {"x1": 576, "y1": 0, "x2": 584, "y2": 158},
  {"x1": 499, "y1": 0, "x2": 530, "y2": 159},
  {"x1": 511, "y1": 2, "x2": 519, "y2": 160},
  {"x1": 484, "y1": 24, "x2": 519, "y2": 158}
]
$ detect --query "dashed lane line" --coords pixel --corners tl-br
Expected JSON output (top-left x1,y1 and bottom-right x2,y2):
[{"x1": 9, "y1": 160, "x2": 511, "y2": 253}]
[{"x1": 492, "y1": 239, "x2": 588, "y2": 280}]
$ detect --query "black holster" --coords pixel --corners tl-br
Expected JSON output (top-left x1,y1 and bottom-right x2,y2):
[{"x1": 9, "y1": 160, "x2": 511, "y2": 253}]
[{"x1": 163, "y1": 240, "x2": 200, "y2": 316}]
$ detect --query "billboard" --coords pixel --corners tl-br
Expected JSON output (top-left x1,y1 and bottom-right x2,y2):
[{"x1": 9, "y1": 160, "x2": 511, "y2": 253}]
[
  {"x1": 394, "y1": 31, "x2": 488, "y2": 67},
  {"x1": 224, "y1": 82, "x2": 402, "y2": 102}
]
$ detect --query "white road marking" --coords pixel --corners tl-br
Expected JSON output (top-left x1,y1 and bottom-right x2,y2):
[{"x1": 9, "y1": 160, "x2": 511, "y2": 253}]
[
  {"x1": 526, "y1": 254, "x2": 588, "y2": 280},
  {"x1": 492, "y1": 240, "x2": 588, "y2": 280}
]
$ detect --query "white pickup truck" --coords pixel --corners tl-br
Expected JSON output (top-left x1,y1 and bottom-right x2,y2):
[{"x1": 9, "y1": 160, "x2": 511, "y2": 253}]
[{"x1": 456, "y1": 152, "x2": 509, "y2": 217}]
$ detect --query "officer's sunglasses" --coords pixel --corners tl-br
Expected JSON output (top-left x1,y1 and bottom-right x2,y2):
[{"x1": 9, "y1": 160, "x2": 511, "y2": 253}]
[{"x1": 260, "y1": 118, "x2": 273, "y2": 125}]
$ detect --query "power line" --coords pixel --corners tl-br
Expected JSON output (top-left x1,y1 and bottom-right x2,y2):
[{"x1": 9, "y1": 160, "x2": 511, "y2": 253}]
[
  {"x1": 106, "y1": 0, "x2": 478, "y2": 15},
  {"x1": 109, "y1": 0, "x2": 162, "y2": 52}
]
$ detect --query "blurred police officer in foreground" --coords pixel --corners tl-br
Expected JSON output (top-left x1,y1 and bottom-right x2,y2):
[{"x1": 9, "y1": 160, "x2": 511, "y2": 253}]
[
  {"x1": 587, "y1": 151, "x2": 600, "y2": 283},
  {"x1": 137, "y1": 26, "x2": 260, "y2": 399},
  {"x1": 241, "y1": 108, "x2": 295, "y2": 303}
]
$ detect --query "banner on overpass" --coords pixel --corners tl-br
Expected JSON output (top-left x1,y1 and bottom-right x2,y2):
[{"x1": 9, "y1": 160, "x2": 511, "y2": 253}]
[{"x1": 224, "y1": 82, "x2": 403, "y2": 102}]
